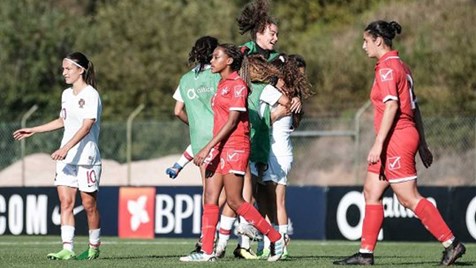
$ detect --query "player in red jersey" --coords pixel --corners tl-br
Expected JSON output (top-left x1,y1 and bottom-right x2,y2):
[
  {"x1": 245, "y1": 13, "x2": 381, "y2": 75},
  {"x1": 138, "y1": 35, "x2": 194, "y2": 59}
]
[
  {"x1": 334, "y1": 20, "x2": 465, "y2": 266},
  {"x1": 179, "y1": 44, "x2": 285, "y2": 262}
]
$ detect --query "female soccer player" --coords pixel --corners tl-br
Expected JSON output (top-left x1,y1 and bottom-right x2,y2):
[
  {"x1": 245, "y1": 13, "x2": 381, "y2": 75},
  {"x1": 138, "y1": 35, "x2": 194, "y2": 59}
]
[
  {"x1": 179, "y1": 44, "x2": 285, "y2": 262},
  {"x1": 13, "y1": 52, "x2": 102, "y2": 260},
  {"x1": 256, "y1": 53, "x2": 313, "y2": 259},
  {"x1": 333, "y1": 20, "x2": 465, "y2": 266}
]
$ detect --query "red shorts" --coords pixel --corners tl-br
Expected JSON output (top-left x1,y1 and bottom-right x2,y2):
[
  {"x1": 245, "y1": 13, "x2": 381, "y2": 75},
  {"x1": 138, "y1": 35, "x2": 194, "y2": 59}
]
[
  {"x1": 205, "y1": 147, "x2": 249, "y2": 176},
  {"x1": 368, "y1": 126, "x2": 419, "y2": 183}
]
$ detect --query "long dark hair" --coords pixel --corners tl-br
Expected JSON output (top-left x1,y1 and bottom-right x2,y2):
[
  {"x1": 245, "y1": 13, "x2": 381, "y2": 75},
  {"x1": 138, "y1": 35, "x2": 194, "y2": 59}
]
[
  {"x1": 364, "y1": 20, "x2": 402, "y2": 47},
  {"x1": 188, "y1": 36, "x2": 218, "y2": 72},
  {"x1": 65, "y1": 52, "x2": 97, "y2": 89},
  {"x1": 236, "y1": 0, "x2": 277, "y2": 40}
]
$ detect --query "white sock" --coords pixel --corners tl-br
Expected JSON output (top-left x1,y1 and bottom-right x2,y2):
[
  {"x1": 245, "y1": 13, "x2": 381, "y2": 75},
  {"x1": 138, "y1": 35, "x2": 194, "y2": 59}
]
[
  {"x1": 239, "y1": 235, "x2": 250, "y2": 249},
  {"x1": 217, "y1": 215, "x2": 235, "y2": 245},
  {"x1": 239, "y1": 216, "x2": 249, "y2": 225},
  {"x1": 263, "y1": 235, "x2": 271, "y2": 250},
  {"x1": 61, "y1": 225, "x2": 75, "y2": 251},
  {"x1": 442, "y1": 237, "x2": 455, "y2": 248},
  {"x1": 89, "y1": 228, "x2": 101, "y2": 248},
  {"x1": 177, "y1": 145, "x2": 193, "y2": 167},
  {"x1": 359, "y1": 248, "x2": 373, "y2": 254},
  {"x1": 278, "y1": 224, "x2": 288, "y2": 235}
]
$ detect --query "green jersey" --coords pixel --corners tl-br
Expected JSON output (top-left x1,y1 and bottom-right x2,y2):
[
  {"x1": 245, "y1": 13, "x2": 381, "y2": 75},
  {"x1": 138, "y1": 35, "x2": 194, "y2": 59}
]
[
  {"x1": 176, "y1": 65, "x2": 220, "y2": 155},
  {"x1": 241, "y1": 41, "x2": 278, "y2": 164},
  {"x1": 248, "y1": 82, "x2": 272, "y2": 164}
]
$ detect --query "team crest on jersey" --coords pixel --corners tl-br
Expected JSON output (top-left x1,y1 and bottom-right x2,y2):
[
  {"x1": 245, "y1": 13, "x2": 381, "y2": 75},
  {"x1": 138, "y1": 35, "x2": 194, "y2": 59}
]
[
  {"x1": 379, "y1": 68, "x2": 393, "y2": 82},
  {"x1": 234, "y1": 85, "x2": 246, "y2": 98},
  {"x1": 78, "y1": 98, "x2": 85, "y2": 108},
  {"x1": 221, "y1": 86, "x2": 230, "y2": 95}
]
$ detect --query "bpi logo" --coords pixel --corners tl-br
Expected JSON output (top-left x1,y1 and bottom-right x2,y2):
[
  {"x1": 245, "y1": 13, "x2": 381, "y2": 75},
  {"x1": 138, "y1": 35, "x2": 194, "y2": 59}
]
[{"x1": 118, "y1": 187, "x2": 155, "y2": 239}]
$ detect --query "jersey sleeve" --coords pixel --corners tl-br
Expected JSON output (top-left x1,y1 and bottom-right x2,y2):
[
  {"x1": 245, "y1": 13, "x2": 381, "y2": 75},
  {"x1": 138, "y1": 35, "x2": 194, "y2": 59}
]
[
  {"x1": 376, "y1": 67, "x2": 399, "y2": 103},
  {"x1": 82, "y1": 90, "x2": 100, "y2": 120},
  {"x1": 173, "y1": 86, "x2": 183, "y2": 102},
  {"x1": 229, "y1": 81, "x2": 248, "y2": 112},
  {"x1": 260, "y1": 84, "x2": 283, "y2": 107}
]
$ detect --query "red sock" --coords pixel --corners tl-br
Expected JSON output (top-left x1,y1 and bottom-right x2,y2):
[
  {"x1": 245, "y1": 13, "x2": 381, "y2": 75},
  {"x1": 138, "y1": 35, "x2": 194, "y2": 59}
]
[
  {"x1": 361, "y1": 204, "x2": 384, "y2": 251},
  {"x1": 201, "y1": 204, "x2": 219, "y2": 254},
  {"x1": 414, "y1": 198, "x2": 453, "y2": 242},
  {"x1": 236, "y1": 202, "x2": 281, "y2": 242}
]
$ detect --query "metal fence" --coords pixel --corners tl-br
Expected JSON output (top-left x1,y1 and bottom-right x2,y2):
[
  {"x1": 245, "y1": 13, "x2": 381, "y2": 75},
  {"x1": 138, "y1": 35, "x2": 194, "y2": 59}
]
[{"x1": 1, "y1": 106, "x2": 475, "y2": 186}]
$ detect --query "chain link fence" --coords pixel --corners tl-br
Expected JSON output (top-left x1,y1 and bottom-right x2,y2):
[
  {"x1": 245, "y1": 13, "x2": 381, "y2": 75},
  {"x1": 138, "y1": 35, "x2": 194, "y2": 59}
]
[{"x1": 1, "y1": 109, "x2": 475, "y2": 186}]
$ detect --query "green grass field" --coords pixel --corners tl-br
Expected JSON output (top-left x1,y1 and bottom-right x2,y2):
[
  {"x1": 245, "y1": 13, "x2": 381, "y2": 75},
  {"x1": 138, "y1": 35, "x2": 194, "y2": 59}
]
[{"x1": 0, "y1": 236, "x2": 474, "y2": 267}]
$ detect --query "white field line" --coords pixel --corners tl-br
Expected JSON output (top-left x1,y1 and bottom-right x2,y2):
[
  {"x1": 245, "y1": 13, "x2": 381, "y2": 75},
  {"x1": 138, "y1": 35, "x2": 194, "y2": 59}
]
[{"x1": 0, "y1": 240, "x2": 360, "y2": 246}]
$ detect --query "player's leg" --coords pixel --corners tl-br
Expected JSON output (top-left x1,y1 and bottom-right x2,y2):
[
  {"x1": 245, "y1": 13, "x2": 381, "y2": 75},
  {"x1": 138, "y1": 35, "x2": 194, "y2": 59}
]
[
  {"x1": 275, "y1": 183, "x2": 290, "y2": 259},
  {"x1": 180, "y1": 169, "x2": 222, "y2": 262},
  {"x1": 166, "y1": 144, "x2": 193, "y2": 179},
  {"x1": 392, "y1": 180, "x2": 465, "y2": 265},
  {"x1": 224, "y1": 173, "x2": 284, "y2": 262},
  {"x1": 48, "y1": 163, "x2": 78, "y2": 260},
  {"x1": 216, "y1": 202, "x2": 236, "y2": 258},
  {"x1": 234, "y1": 166, "x2": 259, "y2": 259},
  {"x1": 333, "y1": 171, "x2": 388, "y2": 265},
  {"x1": 76, "y1": 165, "x2": 102, "y2": 260}
]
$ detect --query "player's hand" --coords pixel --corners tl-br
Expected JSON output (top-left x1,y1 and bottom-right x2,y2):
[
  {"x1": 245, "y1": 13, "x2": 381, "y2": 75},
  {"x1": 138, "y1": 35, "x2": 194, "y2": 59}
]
[
  {"x1": 418, "y1": 144, "x2": 433, "y2": 168},
  {"x1": 367, "y1": 142, "x2": 382, "y2": 165},
  {"x1": 51, "y1": 148, "x2": 68, "y2": 161},
  {"x1": 12, "y1": 128, "x2": 35, "y2": 140},
  {"x1": 290, "y1": 97, "x2": 302, "y2": 114},
  {"x1": 193, "y1": 147, "x2": 209, "y2": 166}
]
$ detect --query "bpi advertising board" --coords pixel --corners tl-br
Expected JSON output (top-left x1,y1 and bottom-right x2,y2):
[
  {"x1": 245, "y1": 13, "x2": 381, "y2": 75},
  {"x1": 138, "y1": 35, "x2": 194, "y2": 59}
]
[{"x1": 0, "y1": 186, "x2": 474, "y2": 242}]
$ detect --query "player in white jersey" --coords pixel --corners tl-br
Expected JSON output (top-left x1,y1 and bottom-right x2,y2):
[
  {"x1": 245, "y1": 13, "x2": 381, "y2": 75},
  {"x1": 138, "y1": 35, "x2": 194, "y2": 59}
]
[{"x1": 13, "y1": 52, "x2": 102, "y2": 261}]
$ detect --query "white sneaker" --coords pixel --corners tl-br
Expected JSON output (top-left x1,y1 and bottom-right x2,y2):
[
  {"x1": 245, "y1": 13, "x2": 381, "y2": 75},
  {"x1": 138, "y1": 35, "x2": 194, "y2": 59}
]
[
  {"x1": 267, "y1": 234, "x2": 285, "y2": 262},
  {"x1": 237, "y1": 223, "x2": 263, "y2": 241},
  {"x1": 179, "y1": 251, "x2": 216, "y2": 262}
]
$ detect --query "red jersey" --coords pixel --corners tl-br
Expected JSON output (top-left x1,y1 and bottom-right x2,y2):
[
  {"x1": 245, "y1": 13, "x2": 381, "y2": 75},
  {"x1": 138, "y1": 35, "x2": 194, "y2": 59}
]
[
  {"x1": 371, "y1": 50, "x2": 416, "y2": 133},
  {"x1": 211, "y1": 71, "x2": 250, "y2": 150}
]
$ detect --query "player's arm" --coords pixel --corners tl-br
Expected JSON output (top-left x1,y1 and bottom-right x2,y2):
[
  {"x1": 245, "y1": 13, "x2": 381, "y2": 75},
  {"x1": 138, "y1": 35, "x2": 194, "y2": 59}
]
[
  {"x1": 174, "y1": 101, "x2": 188, "y2": 125},
  {"x1": 194, "y1": 110, "x2": 241, "y2": 166},
  {"x1": 13, "y1": 117, "x2": 64, "y2": 140},
  {"x1": 368, "y1": 100, "x2": 398, "y2": 165},
  {"x1": 271, "y1": 95, "x2": 291, "y2": 124},
  {"x1": 414, "y1": 103, "x2": 433, "y2": 168},
  {"x1": 51, "y1": 118, "x2": 95, "y2": 161}
]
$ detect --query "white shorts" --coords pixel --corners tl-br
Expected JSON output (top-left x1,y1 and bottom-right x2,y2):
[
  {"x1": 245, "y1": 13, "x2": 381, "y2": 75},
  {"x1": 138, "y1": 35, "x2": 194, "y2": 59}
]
[
  {"x1": 55, "y1": 162, "x2": 102, "y2": 192},
  {"x1": 262, "y1": 155, "x2": 293, "y2": 185}
]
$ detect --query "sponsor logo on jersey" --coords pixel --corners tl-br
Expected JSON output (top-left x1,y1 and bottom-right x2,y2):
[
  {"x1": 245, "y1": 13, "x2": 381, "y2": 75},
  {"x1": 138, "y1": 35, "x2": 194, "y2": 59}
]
[
  {"x1": 234, "y1": 85, "x2": 246, "y2": 98},
  {"x1": 379, "y1": 68, "x2": 394, "y2": 82},
  {"x1": 118, "y1": 187, "x2": 156, "y2": 239},
  {"x1": 388, "y1": 156, "x2": 401, "y2": 170}
]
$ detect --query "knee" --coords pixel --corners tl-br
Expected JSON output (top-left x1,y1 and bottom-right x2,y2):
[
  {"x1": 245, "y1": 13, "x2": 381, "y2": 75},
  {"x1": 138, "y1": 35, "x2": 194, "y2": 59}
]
[
  {"x1": 362, "y1": 188, "x2": 381, "y2": 204},
  {"x1": 82, "y1": 199, "x2": 97, "y2": 213},
  {"x1": 226, "y1": 197, "x2": 243, "y2": 211}
]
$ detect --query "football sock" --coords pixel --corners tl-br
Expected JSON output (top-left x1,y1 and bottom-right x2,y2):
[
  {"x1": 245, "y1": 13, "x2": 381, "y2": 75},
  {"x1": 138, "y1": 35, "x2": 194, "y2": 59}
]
[
  {"x1": 217, "y1": 214, "x2": 235, "y2": 246},
  {"x1": 239, "y1": 235, "x2": 251, "y2": 249},
  {"x1": 236, "y1": 202, "x2": 281, "y2": 242},
  {"x1": 278, "y1": 224, "x2": 288, "y2": 235},
  {"x1": 414, "y1": 198, "x2": 454, "y2": 245},
  {"x1": 61, "y1": 225, "x2": 75, "y2": 251},
  {"x1": 89, "y1": 228, "x2": 101, "y2": 248},
  {"x1": 360, "y1": 204, "x2": 384, "y2": 252},
  {"x1": 177, "y1": 145, "x2": 194, "y2": 167},
  {"x1": 201, "y1": 204, "x2": 219, "y2": 254}
]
